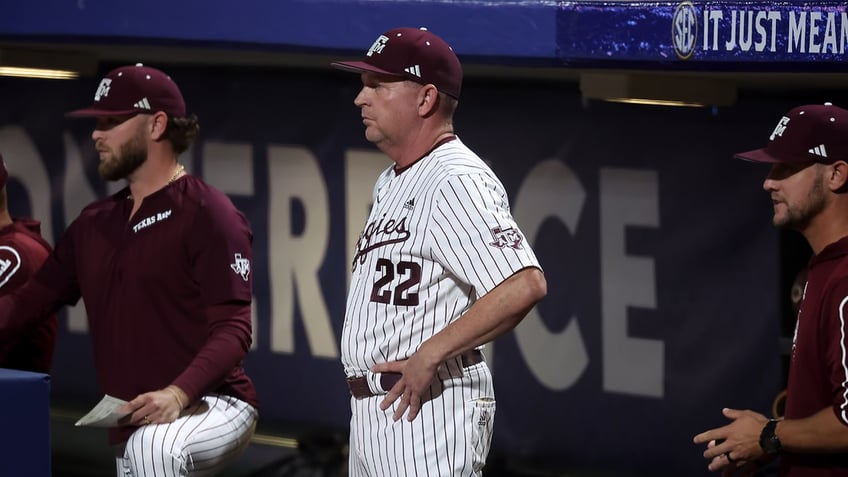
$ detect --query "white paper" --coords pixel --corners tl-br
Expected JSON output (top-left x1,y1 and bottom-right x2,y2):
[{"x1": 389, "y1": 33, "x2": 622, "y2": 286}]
[{"x1": 74, "y1": 394, "x2": 130, "y2": 428}]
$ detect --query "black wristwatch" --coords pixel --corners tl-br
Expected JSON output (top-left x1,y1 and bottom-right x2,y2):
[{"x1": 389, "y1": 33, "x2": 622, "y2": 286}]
[{"x1": 759, "y1": 418, "x2": 783, "y2": 455}]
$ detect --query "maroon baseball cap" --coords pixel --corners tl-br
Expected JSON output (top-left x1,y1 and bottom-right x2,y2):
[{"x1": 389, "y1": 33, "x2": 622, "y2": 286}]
[
  {"x1": 331, "y1": 27, "x2": 463, "y2": 99},
  {"x1": 66, "y1": 63, "x2": 186, "y2": 118},
  {"x1": 735, "y1": 103, "x2": 848, "y2": 165}
]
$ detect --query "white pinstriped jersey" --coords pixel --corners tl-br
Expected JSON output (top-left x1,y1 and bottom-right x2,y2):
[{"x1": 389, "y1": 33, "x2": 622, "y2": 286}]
[{"x1": 341, "y1": 137, "x2": 541, "y2": 376}]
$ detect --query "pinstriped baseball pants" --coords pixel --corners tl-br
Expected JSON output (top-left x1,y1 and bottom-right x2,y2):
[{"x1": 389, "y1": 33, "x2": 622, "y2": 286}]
[
  {"x1": 115, "y1": 394, "x2": 257, "y2": 477},
  {"x1": 348, "y1": 361, "x2": 496, "y2": 477}
]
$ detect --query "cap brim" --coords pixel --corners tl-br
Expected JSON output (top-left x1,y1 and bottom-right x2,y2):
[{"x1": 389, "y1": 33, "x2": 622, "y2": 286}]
[
  {"x1": 733, "y1": 147, "x2": 784, "y2": 163},
  {"x1": 331, "y1": 61, "x2": 405, "y2": 79},
  {"x1": 65, "y1": 107, "x2": 144, "y2": 118},
  {"x1": 734, "y1": 147, "x2": 821, "y2": 165}
]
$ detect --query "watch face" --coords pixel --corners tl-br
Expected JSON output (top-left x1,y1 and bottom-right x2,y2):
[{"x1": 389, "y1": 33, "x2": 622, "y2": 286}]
[
  {"x1": 760, "y1": 420, "x2": 782, "y2": 454},
  {"x1": 763, "y1": 436, "x2": 779, "y2": 454}
]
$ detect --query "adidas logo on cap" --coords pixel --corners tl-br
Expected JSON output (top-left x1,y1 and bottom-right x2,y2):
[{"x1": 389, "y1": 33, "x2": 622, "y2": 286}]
[
  {"x1": 133, "y1": 97, "x2": 151, "y2": 110},
  {"x1": 403, "y1": 65, "x2": 422, "y2": 78},
  {"x1": 808, "y1": 144, "x2": 828, "y2": 158}
]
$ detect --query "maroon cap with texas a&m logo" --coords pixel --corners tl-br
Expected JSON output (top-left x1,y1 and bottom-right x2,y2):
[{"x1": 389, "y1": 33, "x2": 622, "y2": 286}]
[
  {"x1": 735, "y1": 103, "x2": 848, "y2": 165},
  {"x1": 331, "y1": 27, "x2": 463, "y2": 99},
  {"x1": 66, "y1": 63, "x2": 186, "y2": 118}
]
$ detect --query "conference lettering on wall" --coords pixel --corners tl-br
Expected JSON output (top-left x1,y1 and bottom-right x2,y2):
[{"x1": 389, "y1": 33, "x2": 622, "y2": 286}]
[{"x1": 0, "y1": 69, "x2": 782, "y2": 475}]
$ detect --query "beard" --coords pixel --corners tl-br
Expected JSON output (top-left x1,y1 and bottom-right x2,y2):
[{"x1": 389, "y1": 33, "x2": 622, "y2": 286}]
[
  {"x1": 97, "y1": 130, "x2": 147, "y2": 181},
  {"x1": 774, "y1": 171, "x2": 827, "y2": 231}
]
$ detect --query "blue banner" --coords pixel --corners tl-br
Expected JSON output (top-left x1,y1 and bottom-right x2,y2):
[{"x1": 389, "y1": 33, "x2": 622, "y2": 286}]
[
  {"x1": 4, "y1": 1, "x2": 844, "y2": 69},
  {"x1": 557, "y1": 1, "x2": 848, "y2": 67},
  {"x1": 0, "y1": 67, "x2": 786, "y2": 475},
  {"x1": 0, "y1": 0, "x2": 560, "y2": 60}
]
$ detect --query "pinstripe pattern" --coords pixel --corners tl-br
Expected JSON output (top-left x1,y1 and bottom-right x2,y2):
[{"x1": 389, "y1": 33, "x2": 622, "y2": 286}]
[
  {"x1": 342, "y1": 138, "x2": 538, "y2": 475},
  {"x1": 349, "y1": 362, "x2": 495, "y2": 477},
  {"x1": 115, "y1": 394, "x2": 257, "y2": 476},
  {"x1": 342, "y1": 137, "x2": 540, "y2": 374}
]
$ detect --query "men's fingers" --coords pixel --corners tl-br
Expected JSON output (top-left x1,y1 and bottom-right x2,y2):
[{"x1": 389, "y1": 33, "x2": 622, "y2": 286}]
[
  {"x1": 127, "y1": 410, "x2": 148, "y2": 426},
  {"x1": 393, "y1": 392, "x2": 411, "y2": 421},
  {"x1": 705, "y1": 444, "x2": 729, "y2": 461},
  {"x1": 693, "y1": 430, "x2": 716, "y2": 445},
  {"x1": 118, "y1": 399, "x2": 143, "y2": 415},
  {"x1": 371, "y1": 360, "x2": 405, "y2": 374},
  {"x1": 406, "y1": 395, "x2": 421, "y2": 422},
  {"x1": 723, "y1": 408, "x2": 742, "y2": 420},
  {"x1": 707, "y1": 454, "x2": 727, "y2": 472},
  {"x1": 725, "y1": 452, "x2": 739, "y2": 466},
  {"x1": 379, "y1": 388, "x2": 399, "y2": 411},
  {"x1": 379, "y1": 380, "x2": 425, "y2": 422}
]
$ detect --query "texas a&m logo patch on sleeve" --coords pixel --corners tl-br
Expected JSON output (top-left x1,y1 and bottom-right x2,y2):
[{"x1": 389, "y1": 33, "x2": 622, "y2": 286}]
[
  {"x1": 0, "y1": 245, "x2": 22, "y2": 288},
  {"x1": 230, "y1": 253, "x2": 251, "y2": 282},
  {"x1": 488, "y1": 226, "x2": 524, "y2": 250}
]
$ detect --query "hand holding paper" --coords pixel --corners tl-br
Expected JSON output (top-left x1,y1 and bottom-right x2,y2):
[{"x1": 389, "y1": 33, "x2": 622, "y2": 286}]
[{"x1": 74, "y1": 394, "x2": 130, "y2": 428}]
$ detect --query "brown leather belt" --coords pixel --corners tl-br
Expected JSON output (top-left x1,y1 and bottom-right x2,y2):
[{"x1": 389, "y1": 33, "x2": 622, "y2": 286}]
[{"x1": 346, "y1": 349, "x2": 484, "y2": 399}]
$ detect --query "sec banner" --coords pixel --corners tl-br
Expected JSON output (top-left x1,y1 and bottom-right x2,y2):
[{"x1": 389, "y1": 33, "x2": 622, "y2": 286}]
[{"x1": 558, "y1": 1, "x2": 848, "y2": 66}]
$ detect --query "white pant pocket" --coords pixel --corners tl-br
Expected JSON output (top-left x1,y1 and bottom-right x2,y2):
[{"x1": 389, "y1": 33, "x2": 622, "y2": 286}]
[{"x1": 466, "y1": 397, "x2": 496, "y2": 473}]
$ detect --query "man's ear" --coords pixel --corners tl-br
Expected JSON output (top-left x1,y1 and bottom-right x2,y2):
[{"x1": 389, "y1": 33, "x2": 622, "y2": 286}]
[
  {"x1": 417, "y1": 84, "x2": 440, "y2": 117},
  {"x1": 149, "y1": 112, "x2": 168, "y2": 141},
  {"x1": 829, "y1": 161, "x2": 848, "y2": 192}
]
